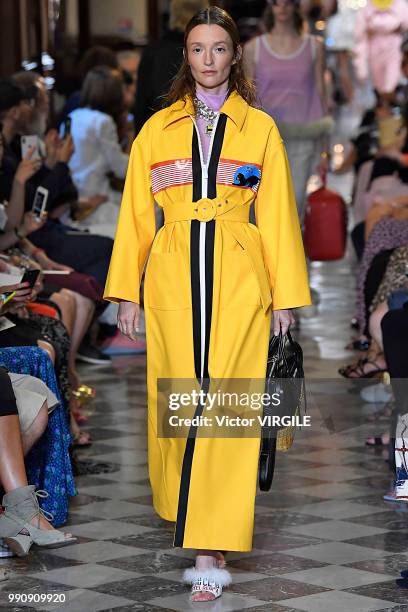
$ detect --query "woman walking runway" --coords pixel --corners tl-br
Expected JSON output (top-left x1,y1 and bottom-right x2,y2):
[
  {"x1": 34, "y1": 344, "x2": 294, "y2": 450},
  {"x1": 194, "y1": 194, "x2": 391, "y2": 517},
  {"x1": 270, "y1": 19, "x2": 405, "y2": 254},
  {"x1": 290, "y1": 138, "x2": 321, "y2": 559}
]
[
  {"x1": 244, "y1": 0, "x2": 331, "y2": 223},
  {"x1": 104, "y1": 6, "x2": 310, "y2": 602}
]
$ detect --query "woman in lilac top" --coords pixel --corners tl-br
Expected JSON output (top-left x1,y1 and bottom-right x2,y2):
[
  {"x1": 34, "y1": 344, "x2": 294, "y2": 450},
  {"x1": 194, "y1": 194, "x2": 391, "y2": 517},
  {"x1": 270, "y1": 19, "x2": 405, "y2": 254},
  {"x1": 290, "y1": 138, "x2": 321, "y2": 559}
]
[{"x1": 244, "y1": 0, "x2": 332, "y2": 222}]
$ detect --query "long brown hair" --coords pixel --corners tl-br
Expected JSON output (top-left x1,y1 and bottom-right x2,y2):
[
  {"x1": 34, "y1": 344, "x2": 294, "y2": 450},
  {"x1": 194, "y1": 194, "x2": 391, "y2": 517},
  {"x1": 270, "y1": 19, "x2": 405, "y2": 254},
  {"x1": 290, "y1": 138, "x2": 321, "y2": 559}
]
[
  {"x1": 165, "y1": 6, "x2": 256, "y2": 106},
  {"x1": 80, "y1": 66, "x2": 124, "y2": 121}
]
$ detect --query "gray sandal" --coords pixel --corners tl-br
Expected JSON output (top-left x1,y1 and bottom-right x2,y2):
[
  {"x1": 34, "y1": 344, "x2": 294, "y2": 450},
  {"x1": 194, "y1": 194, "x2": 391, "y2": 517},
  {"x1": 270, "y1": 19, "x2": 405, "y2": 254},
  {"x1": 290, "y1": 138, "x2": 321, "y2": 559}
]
[{"x1": 0, "y1": 485, "x2": 77, "y2": 557}]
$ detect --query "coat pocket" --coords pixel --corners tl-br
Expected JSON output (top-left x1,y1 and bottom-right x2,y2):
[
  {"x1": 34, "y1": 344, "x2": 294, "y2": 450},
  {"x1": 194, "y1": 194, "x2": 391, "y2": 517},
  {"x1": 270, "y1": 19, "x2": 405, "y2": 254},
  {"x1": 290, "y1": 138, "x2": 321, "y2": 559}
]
[
  {"x1": 220, "y1": 249, "x2": 262, "y2": 309},
  {"x1": 145, "y1": 251, "x2": 191, "y2": 310}
]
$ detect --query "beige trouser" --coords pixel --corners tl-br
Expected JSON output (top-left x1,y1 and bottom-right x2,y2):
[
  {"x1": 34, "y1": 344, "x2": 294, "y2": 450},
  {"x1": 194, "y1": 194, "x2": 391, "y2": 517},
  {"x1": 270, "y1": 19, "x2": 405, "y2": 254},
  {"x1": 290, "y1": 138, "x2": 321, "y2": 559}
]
[
  {"x1": 285, "y1": 138, "x2": 319, "y2": 225},
  {"x1": 8, "y1": 374, "x2": 59, "y2": 434}
]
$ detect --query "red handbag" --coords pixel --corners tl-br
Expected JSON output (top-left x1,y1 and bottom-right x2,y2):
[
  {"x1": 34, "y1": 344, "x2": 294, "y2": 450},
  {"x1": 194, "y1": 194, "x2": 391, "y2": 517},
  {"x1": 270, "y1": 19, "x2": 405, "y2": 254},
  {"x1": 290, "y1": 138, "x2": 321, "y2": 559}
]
[{"x1": 303, "y1": 172, "x2": 347, "y2": 261}]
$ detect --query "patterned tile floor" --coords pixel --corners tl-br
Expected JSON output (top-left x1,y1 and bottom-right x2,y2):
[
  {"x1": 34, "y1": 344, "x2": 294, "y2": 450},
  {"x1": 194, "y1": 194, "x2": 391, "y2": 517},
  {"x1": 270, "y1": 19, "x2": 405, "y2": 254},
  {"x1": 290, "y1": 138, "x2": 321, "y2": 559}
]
[{"x1": 2, "y1": 121, "x2": 408, "y2": 611}]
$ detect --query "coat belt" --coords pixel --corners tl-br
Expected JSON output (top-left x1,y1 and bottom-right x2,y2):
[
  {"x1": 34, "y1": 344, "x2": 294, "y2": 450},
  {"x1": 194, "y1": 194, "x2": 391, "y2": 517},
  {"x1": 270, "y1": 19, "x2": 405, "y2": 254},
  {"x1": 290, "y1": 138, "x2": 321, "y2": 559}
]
[
  {"x1": 163, "y1": 197, "x2": 249, "y2": 224},
  {"x1": 162, "y1": 198, "x2": 272, "y2": 313}
]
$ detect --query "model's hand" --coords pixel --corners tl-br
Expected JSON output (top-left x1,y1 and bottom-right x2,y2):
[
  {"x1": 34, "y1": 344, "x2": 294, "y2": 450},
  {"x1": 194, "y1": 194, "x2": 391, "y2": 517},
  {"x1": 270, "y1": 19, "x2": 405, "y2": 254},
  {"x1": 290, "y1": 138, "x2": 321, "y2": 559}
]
[
  {"x1": 272, "y1": 309, "x2": 295, "y2": 336},
  {"x1": 118, "y1": 301, "x2": 140, "y2": 341}
]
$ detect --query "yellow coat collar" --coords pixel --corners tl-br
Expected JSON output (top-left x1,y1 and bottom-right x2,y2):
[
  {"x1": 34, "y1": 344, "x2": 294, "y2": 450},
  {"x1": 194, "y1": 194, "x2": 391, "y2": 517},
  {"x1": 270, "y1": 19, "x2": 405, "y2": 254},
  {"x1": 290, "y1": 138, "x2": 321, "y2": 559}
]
[{"x1": 163, "y1": 90, "x2": 249, "y2": 131}]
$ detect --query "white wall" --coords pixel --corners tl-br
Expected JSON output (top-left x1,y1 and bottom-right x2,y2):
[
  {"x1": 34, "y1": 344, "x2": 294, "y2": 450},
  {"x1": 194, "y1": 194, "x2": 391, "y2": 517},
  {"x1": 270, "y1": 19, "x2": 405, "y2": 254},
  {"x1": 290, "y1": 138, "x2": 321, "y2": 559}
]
[{"x1": 89, "y1": 0, "x2": 148, "y2": 42}]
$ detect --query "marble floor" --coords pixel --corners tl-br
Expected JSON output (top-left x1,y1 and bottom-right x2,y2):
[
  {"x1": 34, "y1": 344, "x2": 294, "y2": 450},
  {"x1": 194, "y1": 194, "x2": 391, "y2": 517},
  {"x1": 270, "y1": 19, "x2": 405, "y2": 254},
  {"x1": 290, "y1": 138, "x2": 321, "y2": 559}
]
[{"x1": 2, "y1": 120, "x2": 408, "y2": 611}]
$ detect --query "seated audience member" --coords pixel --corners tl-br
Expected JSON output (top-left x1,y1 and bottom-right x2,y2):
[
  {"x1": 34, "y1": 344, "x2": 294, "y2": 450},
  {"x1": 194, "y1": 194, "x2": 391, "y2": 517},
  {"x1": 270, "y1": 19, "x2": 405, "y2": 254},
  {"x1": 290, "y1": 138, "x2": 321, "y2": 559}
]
[
  {"x1": 0, "y1": 76, "x2": 119, "y2": 360},
  {"x1": 12, "y1": 70, "x2": 112, "y2": 223},
  {"x1": 0, "y1": 76, "x2": 113, "y2": 292},
  {"x1": 340, "y1": 218, "x2": 408, "y2": 375},
  {"x1": 116, "y1": 43, "x2": 141, "y2": 84},
  {"x1": 383, "y1": 307, "x2": 408, "y2": 499},
  {"x1": 340, "y1": 247, "x2": 407, "y2": 380},
  {"x1": 116, "y1": 69, "x2": 137, "y2": 152},
  {"x1": 344, "y1": 107, "x2": 408, "y2": 341},
  {"x1": 58, "y1": 45, "x2": 119, "y2": 126},
  {"x1": 0, "y1": 266, "x2": 93, "y2": 448},
  {"x1": 0, "y1": 283, "x2": 78, "y2": 523},
  {"x1": 0, "y1": 366, "x2": 76, "y2": 556},
  {"x1": 386, "y1": 306, "x2": 408, "y2": 588},
  {"x1": 0, "y1": 116, "x2": 107, "y2": 373},
  {"x1": 115, "y1": 44, "x2": 139, "y2": 147},
  {"x1": 0, "y1": 253, "x2": 94, "y2": 392},
  {"x1": 340, "y1": 93, "x2": 403, "y2": 258},
  {"x1": 67, "y1": 66, "x2": 130, "y2": 238},
  {"x1": 362, "y1": 115, "x2": 408, "y2": 239},
  {"x1": 335, "y1": 92, "x2": 398, "y2": 177},
  {"x1": 0, "y1": 126, "x2": 41, "y2": 233}
]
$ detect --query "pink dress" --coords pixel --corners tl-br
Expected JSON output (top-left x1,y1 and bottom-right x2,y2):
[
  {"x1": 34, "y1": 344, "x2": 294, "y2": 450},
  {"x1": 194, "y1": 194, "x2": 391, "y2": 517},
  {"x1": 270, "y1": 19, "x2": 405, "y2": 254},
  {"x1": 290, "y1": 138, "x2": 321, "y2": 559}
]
[{"x1": 354, "y1": 0, "x2": 408, "y2": 94}]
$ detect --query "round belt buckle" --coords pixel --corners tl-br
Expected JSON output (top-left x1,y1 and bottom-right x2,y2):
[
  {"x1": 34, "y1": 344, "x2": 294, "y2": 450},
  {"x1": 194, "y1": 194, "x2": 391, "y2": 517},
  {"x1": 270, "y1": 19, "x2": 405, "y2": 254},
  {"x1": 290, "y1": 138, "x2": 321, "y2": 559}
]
[{"x1": 196, "y1": 198, "x2": 217, "y2": 222}]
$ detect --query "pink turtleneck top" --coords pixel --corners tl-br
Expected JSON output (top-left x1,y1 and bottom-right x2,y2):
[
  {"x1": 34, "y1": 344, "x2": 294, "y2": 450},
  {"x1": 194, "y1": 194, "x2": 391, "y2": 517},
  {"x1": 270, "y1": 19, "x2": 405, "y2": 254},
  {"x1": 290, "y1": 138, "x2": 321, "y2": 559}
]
[{"x1": 195, "y1": 90, "x2": 228, "y2": 163}]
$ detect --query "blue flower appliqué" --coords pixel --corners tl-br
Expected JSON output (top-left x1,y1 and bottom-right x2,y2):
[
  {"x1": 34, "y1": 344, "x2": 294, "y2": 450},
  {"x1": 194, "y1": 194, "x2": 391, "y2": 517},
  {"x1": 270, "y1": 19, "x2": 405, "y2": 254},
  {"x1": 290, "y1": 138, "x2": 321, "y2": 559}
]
[{"x1": 233, "y1": 165, "x2": 261, "y2": 189}]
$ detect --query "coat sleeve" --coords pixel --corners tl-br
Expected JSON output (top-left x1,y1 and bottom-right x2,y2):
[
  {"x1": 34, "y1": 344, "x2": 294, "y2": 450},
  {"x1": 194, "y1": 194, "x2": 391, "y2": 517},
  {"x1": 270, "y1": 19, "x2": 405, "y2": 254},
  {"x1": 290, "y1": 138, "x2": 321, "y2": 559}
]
[
  {"x1": 255, "y1": 122, "x2": 311, "y2": 310},
  {"x1": 103, "y1": 121, "x2": 156, "y2": 304}
]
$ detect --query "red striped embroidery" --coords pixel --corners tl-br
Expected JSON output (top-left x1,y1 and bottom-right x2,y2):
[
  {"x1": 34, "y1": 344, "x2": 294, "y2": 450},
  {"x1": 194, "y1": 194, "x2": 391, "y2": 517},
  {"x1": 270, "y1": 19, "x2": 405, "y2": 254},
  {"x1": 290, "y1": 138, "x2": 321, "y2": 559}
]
[
  {"x1": 150, "y1": 158, "x2": 262, "y2": 195},
  {"x1": 151, "y1": 158, "x2": 193, "y2": 195}
]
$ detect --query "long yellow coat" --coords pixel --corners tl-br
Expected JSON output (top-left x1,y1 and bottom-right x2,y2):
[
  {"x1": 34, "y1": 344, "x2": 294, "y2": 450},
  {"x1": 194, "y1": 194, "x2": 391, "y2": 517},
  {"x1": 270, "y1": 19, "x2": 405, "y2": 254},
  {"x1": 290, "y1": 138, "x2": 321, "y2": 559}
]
[{"x1": 104, "y1": 91, "x2": 311, "y2": 551}]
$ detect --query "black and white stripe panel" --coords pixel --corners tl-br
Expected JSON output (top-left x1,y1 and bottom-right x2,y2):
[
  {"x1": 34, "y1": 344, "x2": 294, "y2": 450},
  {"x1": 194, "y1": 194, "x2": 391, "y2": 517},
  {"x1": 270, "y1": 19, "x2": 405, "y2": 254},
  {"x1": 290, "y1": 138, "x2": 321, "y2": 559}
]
[{"x1": 173, "y1": 114, "x2": 227, "y2": 547}]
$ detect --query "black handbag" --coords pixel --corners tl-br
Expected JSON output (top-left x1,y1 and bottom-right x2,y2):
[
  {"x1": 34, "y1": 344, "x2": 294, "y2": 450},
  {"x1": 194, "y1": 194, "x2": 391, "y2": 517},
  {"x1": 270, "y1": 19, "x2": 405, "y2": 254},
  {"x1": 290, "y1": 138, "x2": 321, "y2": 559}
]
[{"x1": 259, "y1": 331, "x2": 305, "y2": 491}]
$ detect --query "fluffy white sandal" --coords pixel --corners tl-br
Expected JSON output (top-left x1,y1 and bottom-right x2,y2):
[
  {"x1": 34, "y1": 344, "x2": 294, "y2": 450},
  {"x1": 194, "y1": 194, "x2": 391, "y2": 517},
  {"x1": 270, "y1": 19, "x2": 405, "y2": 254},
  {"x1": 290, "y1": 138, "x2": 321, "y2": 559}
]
[{"x1": 183, "y1": 566, "x2": 232, "y2": 601}]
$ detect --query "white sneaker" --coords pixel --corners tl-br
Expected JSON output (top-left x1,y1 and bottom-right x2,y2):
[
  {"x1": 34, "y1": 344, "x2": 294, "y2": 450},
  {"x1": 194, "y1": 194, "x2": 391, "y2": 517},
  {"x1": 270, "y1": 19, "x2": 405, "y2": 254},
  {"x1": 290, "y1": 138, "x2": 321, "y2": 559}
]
[{"x1": 360, "y1": 383, "x2": 393, "y2": 403}]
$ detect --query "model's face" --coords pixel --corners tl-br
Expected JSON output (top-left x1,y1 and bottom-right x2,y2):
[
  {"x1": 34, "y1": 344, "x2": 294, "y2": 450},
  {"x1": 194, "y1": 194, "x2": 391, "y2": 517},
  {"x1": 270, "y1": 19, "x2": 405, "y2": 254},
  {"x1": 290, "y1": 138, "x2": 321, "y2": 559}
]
[
  {"x1": 271, "y1": 0, "x2": 296, "y2": 24},
  {"x1": 186, "y1": 24, "x2": 237, "y2": 92}
]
